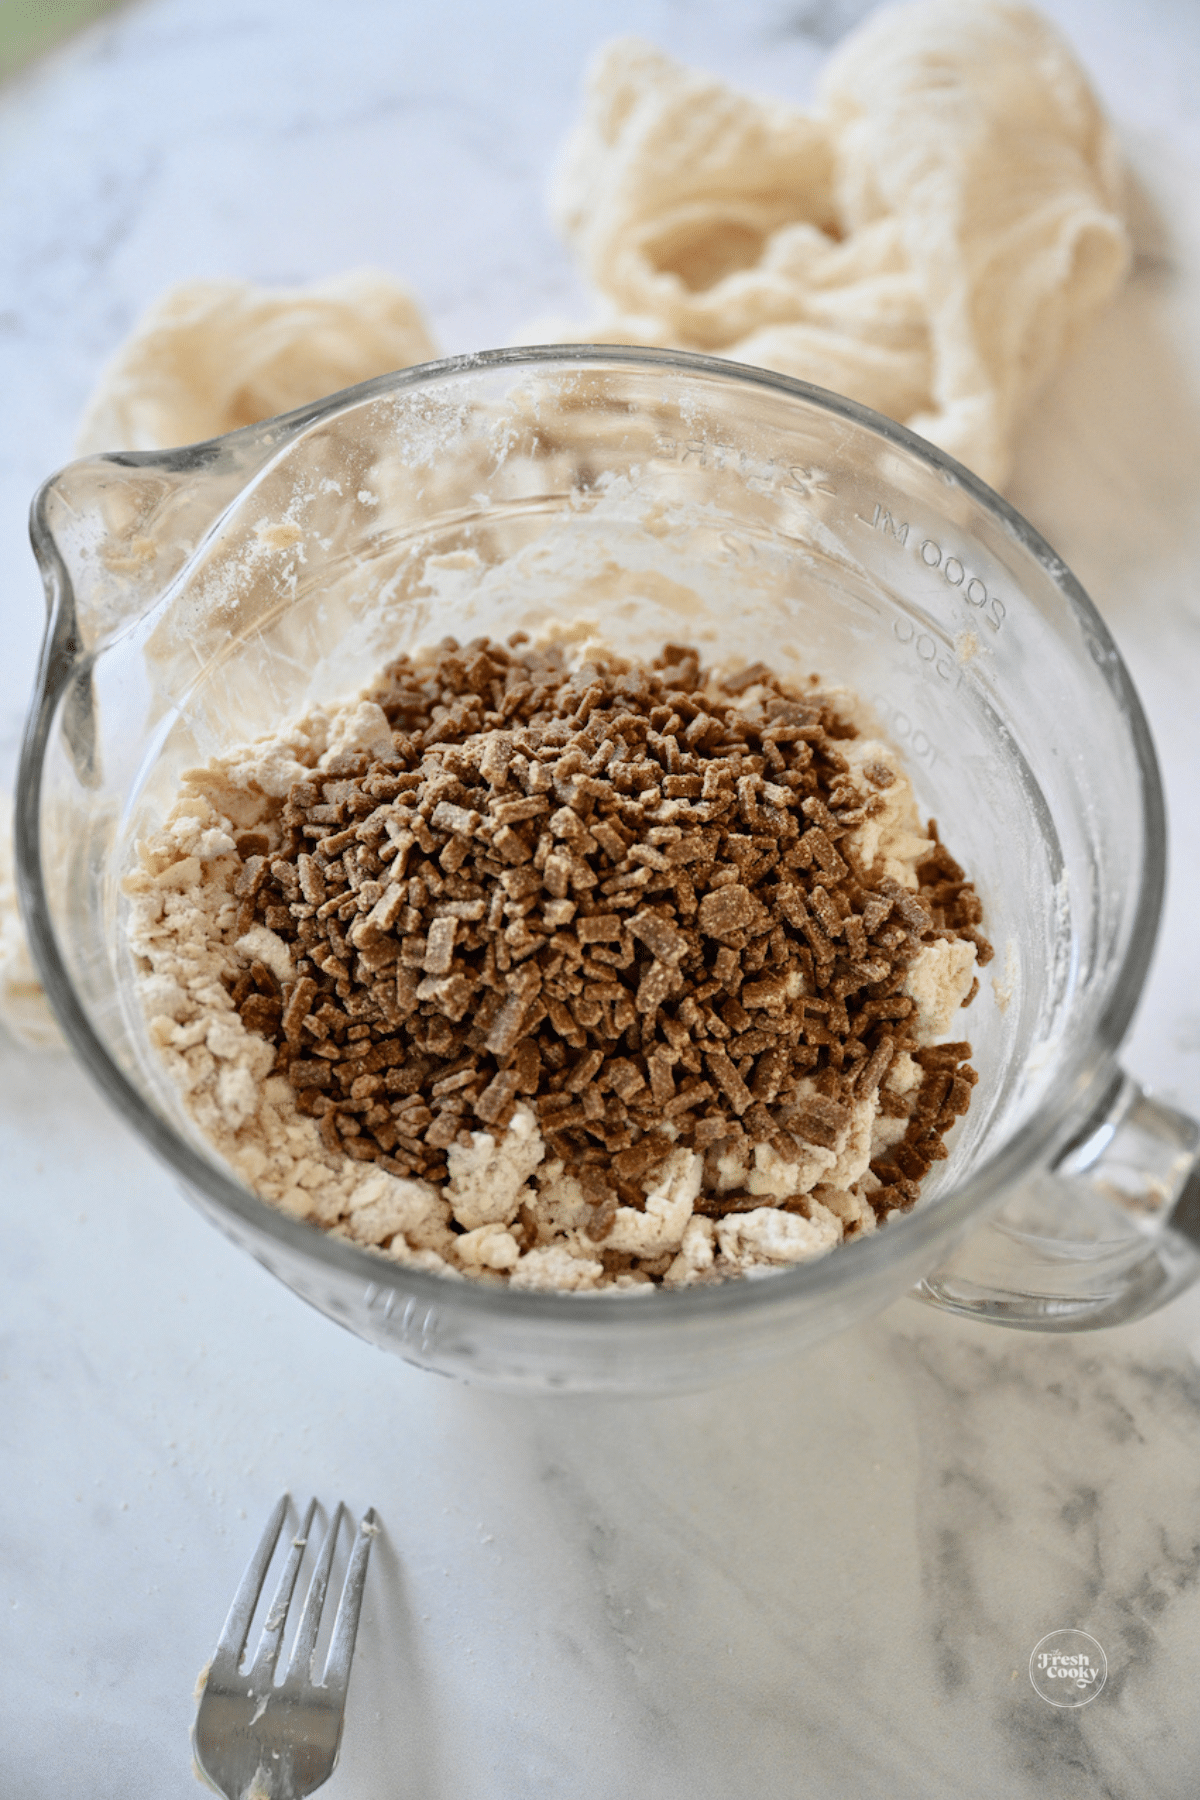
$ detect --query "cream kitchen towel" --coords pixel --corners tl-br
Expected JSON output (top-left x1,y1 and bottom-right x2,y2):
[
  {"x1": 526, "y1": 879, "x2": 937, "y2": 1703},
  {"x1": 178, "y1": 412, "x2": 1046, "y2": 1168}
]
[
  {"x1": 546, "y1": 1, "x2": 1130, "y2": 488},
  {"x1": 76, "y1": 268, "x2": 438, "y2": 454},
  {"x1": 0, "y1": 796, "x2": 63, "y2": 1050}
]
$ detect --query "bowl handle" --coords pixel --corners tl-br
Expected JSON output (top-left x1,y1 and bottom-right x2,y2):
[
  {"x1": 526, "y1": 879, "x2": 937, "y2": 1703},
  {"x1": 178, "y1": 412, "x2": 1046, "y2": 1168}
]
[{"x1": 917, "y1": 1072, "x2": 1200, "y2": 1329}]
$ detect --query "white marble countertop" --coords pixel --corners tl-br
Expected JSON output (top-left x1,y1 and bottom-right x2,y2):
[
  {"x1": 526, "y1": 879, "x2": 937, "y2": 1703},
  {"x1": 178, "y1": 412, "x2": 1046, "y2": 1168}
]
[{"x1": 5, "y1": 2, "x2": 1200, "y2": 1795}]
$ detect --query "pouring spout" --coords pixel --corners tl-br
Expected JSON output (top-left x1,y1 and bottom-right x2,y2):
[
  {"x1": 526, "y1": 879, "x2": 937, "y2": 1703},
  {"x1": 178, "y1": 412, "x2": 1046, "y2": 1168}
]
[{"x1": 29, "y1": 423, "x2": 294, "y2": 661}]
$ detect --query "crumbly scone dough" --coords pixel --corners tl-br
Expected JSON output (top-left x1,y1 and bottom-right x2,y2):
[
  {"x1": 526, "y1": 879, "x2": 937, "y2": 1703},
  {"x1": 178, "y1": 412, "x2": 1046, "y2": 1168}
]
[
  {"x1": 124, "y1": 639, "x2": 978, "y2": 1293},
  {"x1": 75, "y1": 269, "x2": 438, "y2": 455},
  {"x1": 542, "y1": 1, "x2": 1129, "y2": 488}
]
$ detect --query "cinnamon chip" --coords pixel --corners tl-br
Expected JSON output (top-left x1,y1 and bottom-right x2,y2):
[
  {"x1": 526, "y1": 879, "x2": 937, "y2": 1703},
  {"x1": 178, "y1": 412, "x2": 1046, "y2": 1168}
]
[{"x1": 698, "y1": 884, "x2": 760, "y2": 942}]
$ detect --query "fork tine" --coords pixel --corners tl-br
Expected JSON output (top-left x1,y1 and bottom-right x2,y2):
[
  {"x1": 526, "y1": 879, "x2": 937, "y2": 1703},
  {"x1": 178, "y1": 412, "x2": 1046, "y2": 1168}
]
[
  {"x1": 280, "y1": 1501, "x2": 344, "y2": 1688},
  {"x1": 246, "y1": 1495, "x2": 318, "y2": 1682},
  {"x1": 209, "y1": 1493, "x2": 288, "y2": 1680},
  {"x1": 320, "y1": 1509, "x2": 379, "y2": 1699},
  {"x1": 197, "y1": 1497, "x2": 379, "y2": 1800}
]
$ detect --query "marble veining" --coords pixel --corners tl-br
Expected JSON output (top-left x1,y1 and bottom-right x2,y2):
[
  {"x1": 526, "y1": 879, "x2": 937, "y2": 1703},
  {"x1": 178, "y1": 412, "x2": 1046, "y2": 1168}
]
[{"x1": 4, "y1": 2, "x2": 1200, "y2": 1796}]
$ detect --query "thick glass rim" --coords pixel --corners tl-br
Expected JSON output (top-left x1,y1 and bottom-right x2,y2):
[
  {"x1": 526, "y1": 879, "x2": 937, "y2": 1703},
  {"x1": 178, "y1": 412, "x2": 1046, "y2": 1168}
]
[{"x1": 15, "y1": 344, "x2": 1168, "y2": 1330}]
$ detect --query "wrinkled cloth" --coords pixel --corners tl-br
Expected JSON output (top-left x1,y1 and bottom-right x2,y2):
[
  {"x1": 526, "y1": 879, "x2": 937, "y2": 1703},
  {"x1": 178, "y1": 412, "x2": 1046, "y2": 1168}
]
[
  {"x1": 544, "y1": 2, "x2": 1129, "y2": 487},
  {"x1": 0, "y1": 797, "x2": 62, "y2": 1049},
  {"x1": 76, "y1": 268, "x2": 437, "y2": 454}
]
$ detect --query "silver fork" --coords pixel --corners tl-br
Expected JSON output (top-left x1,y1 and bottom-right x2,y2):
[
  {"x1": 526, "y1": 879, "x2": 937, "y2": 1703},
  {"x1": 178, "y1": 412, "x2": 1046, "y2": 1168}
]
[{"x1": 193, "y1": 1495, "x2": 378, "y2": 1800}]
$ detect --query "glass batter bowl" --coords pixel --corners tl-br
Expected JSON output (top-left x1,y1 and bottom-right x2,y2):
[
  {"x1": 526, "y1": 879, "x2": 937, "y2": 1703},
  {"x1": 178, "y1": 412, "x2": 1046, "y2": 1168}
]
[{"x1": 18, "y1": 348, "x2": 1200, "y2": 1392}]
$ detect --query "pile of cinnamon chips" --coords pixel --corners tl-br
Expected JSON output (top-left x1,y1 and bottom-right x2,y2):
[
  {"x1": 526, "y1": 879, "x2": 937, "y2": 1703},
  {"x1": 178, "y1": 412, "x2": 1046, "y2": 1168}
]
[{"x1": 226, "y1": 637, "x2": 990, "y2": 1245}]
